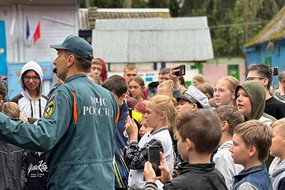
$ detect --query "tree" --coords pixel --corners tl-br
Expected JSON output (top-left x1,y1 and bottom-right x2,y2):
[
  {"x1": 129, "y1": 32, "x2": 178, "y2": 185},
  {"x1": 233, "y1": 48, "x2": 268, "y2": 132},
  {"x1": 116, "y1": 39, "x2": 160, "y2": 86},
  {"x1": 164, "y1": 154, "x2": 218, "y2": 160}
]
[
  {"x1": 89, "y1": 0, "x2": 123, "y2": 8},
  {"x1": 169, "y1": 0, "x2": 181, "y2": 17},
  {"x1": 179, "y1": 0, "x2": 285, "y2": 57}
]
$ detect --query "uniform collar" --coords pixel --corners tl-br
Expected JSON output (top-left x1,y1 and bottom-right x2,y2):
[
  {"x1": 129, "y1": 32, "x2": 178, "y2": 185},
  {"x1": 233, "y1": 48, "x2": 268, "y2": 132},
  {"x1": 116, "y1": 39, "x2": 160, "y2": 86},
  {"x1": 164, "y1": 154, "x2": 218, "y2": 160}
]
[{"x1": 65, "y1": 74, "x2": 87, "y2": 83}]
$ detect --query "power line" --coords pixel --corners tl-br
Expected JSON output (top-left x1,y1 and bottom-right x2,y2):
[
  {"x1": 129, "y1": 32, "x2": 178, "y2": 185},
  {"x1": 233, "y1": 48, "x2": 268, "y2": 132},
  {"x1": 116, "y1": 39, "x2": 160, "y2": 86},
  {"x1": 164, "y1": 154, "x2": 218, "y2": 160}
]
[{"x1": 209, "y1": 20, "x2": 268, "y2": 29}]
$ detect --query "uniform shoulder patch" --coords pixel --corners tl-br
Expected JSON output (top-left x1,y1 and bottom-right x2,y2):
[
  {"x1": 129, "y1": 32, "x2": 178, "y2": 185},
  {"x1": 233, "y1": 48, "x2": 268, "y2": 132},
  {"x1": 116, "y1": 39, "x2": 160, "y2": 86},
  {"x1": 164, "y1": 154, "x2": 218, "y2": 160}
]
[{"x1": 44, "y1": 100, "x2": 55, "y2": 119}]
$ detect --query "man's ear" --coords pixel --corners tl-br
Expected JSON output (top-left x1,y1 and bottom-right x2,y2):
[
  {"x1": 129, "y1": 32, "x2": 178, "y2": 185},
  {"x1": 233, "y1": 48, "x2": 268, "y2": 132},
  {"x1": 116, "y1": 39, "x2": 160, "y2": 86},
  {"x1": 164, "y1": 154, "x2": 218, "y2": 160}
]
[
  {"x1": 67, "y1": 54, "x2": 75, "y2": 67},
  {"x1": 120, "y1": 93, "x2": 126, "y2": 100},
  {"x1": 262, "y1": 78, "x2": 269, "y2": 88}
]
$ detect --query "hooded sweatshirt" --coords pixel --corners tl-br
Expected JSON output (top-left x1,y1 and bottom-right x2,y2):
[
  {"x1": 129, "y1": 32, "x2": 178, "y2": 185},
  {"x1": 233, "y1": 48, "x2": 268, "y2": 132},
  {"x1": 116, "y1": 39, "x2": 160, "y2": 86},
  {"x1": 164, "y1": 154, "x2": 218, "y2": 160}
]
[
  {"x1": 12, "y1": 61, "x2": 48, "y2": 120},
  {"x1": 235, "y1": 81, "x2": 275, "y2": 126},
  {"x1": 270, "y1": 159, "x2": 285, "y2": 190},
  {"x1": 97, "y1": 57, "x2": 107, "y2": 82}
]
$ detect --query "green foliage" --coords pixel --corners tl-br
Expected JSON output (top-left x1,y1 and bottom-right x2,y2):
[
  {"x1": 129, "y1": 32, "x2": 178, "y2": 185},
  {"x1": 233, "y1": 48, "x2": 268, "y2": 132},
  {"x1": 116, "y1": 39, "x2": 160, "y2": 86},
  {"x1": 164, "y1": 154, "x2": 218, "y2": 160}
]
[
  {"x1": 180, "y1": 0, "x2": 285, "y2": 56},
  {"x1": 80, "y1": 0, "x2": 86, "y2": 8},
  {"x1": 148, "y1": 0, "x2": 169, "y2": 8},
  {"x1": 132, "y1": 0, "x2": 147, "y2": 8},
  {"x1": 169, "y1": 0, "x2": 181, "y2": 17},
  {"x1": 89, "y1": 0, "x2": 124, "y2": 8}
]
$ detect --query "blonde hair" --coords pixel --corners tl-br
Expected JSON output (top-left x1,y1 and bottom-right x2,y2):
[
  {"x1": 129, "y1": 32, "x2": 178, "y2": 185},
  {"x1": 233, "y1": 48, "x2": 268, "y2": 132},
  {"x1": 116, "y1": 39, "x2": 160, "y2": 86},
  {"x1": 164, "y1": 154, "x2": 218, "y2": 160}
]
[
  {"x1": 272, "y1": 118, "x2": 285, "y2": 137},
  {"x1": 148, "y1": 95, "x2": 177, "y2": 129},
  {"x1": 215, "y1": 76, "x2": 239, "y2": 94},
  {"x1": 0, "y1": 102, "x2": 20, "y2": 118},
  {"x1": 193, "y1": 74, "x2": 206, "y2": 84},
  {"x1": 234, "y1": 120, "x2": 272, "y2": 162}
]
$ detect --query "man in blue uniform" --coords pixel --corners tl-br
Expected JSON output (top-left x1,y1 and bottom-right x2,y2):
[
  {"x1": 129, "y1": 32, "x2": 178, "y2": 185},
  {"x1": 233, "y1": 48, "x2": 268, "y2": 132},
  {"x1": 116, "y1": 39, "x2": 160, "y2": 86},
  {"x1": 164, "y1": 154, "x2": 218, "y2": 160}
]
[{"x1": 0, "y1": 35, "x2": 119, "y2": 189}]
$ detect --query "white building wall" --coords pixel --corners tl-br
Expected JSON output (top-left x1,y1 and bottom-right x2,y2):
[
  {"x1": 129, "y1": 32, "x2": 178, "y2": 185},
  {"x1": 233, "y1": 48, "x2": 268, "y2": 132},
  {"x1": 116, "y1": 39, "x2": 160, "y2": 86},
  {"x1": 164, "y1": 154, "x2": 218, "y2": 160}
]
[
  {"x1": 22, "y1": 5, "x2": 78, "y2": 63},
  {"x1": 0, "y1": 0, "x2": 79, "y2": 97},
  {"x1": 0, "y1": 3, "x2": 78, "y2": 63}
]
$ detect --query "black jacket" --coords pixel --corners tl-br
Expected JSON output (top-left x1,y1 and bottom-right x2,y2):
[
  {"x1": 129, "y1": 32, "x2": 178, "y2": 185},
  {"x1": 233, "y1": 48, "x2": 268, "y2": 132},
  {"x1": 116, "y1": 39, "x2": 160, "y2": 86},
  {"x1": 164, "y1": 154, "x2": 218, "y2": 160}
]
[
  {"x1": 0, "y1": 139, "x2": 27, "y2": 190},
  {"x1": 265, "y1": 97, "x2": 285, "y2": 119},
  {"x1": 146, "y1": 162, "x2": 227, "y2": 190}
]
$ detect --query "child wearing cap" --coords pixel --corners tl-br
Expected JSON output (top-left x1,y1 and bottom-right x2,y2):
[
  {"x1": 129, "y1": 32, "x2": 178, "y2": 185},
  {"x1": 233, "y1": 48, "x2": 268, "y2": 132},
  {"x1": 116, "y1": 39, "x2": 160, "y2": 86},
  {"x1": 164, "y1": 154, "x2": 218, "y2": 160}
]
[{"x1": 176, "y1": 85, "x2": 210, "y2": 118}]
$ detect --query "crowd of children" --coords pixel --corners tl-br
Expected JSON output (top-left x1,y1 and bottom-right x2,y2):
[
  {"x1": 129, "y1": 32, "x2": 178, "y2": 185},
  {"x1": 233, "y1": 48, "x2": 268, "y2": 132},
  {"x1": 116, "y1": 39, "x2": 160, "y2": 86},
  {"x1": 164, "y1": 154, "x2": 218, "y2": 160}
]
[{"x1": 2, "y1": 52, "x2": 285, "y2": 190}]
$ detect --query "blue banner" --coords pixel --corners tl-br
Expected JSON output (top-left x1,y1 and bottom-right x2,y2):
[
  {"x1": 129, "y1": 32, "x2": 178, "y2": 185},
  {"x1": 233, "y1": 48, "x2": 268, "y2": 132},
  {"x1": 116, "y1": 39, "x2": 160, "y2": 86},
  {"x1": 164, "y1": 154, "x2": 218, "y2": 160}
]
[{"x1": 0, "y1": 20, "x2": 7, "y2": 76}]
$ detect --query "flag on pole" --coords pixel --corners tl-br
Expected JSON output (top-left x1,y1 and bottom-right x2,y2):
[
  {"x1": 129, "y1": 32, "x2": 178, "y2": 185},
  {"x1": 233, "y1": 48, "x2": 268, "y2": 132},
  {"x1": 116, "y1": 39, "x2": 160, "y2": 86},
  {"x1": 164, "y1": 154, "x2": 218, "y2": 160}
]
[
  {"x1": 33, "y1": 21, "x2": 40, "y2": 44},
  {"x1": 26, "y1": 16, "x2": 30, "y2": 40}
]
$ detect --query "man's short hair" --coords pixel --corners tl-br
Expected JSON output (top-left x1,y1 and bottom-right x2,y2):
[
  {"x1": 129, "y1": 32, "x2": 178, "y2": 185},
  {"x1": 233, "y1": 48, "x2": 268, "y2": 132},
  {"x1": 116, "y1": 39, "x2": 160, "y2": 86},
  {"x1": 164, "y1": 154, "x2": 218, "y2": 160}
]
[
  {"x1": 234, "y1": 120, "x2": 272, "y2": 162},
  {"x1": 102, "y1": 75, "x2": 128, "y2": 97},
  {"x1": 0, "y1": 102, "x2": 20, "y2": 118},
  {"x1": 65, "y1": 50, "x2": 91, "y2": 71},
  {"x1": 248, "y1": 63, "x2": 272, "y2": 90},
  {"x1": 176, "y1": 109, "x2": 222, "y2": 154},
  {"x1": 214, "y1": 105, "x2": 244, "y2": 136},
  {"x1": 124, "y1": 63, "x2": 137, "y2": 73},
  {"x1": 159, "y1": 68, "x2": 170, "y2": 75}
]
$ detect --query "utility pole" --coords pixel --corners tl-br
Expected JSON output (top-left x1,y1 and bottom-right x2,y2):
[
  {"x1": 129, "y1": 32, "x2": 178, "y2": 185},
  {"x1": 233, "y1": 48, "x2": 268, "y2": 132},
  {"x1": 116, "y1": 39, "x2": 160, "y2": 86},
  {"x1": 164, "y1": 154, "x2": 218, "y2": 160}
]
[
  {"x1": 124, "y1": 0, "x2": 132, "y2": 8},
  {"x1": 85, "y1": 0, "x2": 90, "y2": 8}
]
